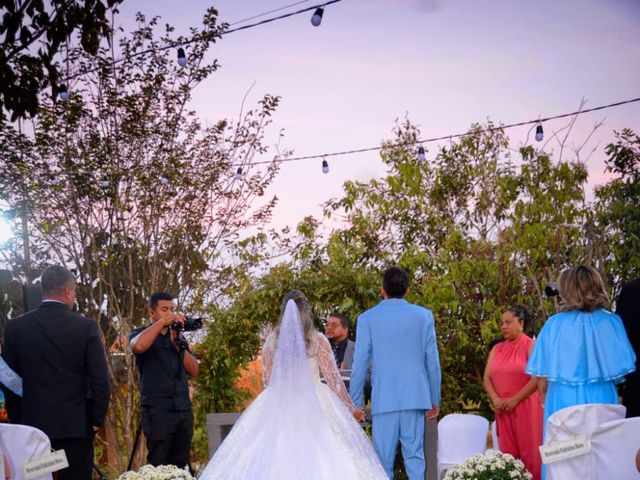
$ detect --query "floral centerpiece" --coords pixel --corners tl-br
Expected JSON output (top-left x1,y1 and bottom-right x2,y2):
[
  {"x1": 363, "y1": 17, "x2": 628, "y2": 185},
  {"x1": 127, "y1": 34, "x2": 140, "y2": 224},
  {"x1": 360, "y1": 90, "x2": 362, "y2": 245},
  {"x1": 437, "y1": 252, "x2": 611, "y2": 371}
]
[
  {"x1": 117, "y1": 465, "x2": 195, "y2": 480},
  {"x1": 444, "y1": 453, "x2": 533, "y2": 480}
]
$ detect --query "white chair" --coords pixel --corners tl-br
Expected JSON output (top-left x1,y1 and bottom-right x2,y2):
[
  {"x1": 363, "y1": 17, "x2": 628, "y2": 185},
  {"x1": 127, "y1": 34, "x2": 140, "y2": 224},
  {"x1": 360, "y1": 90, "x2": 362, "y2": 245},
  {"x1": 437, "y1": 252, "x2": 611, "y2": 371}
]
[
  {"x1": 490, "y1": 420, "x2": 499, "y2": 452},
  {"x1": 437, "y1": 413, "x2": 490, "y2": 479},
  {"x1": 591, "y1": 416, "x2": 640, "y2": 479},
  {"x1": 544, "y1": 404, "x2": 626, "y2": 480},
  {"x1": 0, "y1": 423, "x2": 53, "y2": 480}
]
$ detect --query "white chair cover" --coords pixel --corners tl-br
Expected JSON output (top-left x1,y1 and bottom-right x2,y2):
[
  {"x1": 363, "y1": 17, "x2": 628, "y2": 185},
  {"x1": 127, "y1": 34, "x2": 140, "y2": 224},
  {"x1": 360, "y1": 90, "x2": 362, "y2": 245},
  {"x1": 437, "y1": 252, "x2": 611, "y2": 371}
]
[
  {"x1": 545, "y1": 404, "x2": 626, "y2": 480},
  {"x1": 437, "y1": 413, "x2": 489, "y2": 479},
  {"x1": 0, "y1": 424, "x2": 53, "y2": 480},
  {"x1": 591, "y1": 417, "x2": 640, "y2": 480}
]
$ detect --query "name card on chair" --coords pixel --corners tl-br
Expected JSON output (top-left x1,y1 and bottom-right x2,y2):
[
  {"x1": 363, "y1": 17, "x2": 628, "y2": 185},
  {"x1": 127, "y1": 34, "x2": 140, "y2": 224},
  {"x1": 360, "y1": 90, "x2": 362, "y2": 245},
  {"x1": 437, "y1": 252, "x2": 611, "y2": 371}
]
[
  {"x1": 539, "y1": 435, "x2": 590, "y2": 464},
  {"x1": 23, "y1": 449, "x2": 68, "y2": 479}
]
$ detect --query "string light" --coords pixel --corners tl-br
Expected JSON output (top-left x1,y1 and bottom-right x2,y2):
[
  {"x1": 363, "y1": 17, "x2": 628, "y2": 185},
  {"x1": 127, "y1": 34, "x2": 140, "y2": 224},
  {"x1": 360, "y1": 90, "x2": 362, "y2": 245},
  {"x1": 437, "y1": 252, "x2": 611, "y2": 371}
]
[
  {"x1": 235, "y1": 167, "x2": 244, "y2": 180},
  {"x1": 535, "y1": 123, "x2": 544, "y2": 142},
  {"x1": 177, "y1": 48, "x2": 187, "y2": 67},
  {"x1": 58, "y1": 85, "x2": 69, "y2": 102},
  {"x1": 322, "y1": 158, "x2": 329, "y2": 173},
  {"x1": 160, "y1": 174, "x2": 170, "y2": 185},
  {"x1": 59, "y1": 1, "x2": 344, "y2": 84},
  {"x1": 417, "y1": 146, "x2": 426, "y2": 161},
  {"x1": 311, "y1": 7, "x2": 324, "y2": 26},
  {"x1": 232, "y1": 96, "x2": 640, "y2": 167}
]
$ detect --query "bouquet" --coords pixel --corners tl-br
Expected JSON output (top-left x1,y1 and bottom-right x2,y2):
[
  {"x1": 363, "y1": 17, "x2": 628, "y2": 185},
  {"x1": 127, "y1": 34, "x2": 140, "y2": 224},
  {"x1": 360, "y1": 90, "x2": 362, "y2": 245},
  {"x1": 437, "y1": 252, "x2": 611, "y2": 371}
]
[
  {"x1": 117, "y1": 465, "x2": 195, "y2": 480},
  {"x1": 444, "y1": 453, "x2": 533, "y2": 480}
]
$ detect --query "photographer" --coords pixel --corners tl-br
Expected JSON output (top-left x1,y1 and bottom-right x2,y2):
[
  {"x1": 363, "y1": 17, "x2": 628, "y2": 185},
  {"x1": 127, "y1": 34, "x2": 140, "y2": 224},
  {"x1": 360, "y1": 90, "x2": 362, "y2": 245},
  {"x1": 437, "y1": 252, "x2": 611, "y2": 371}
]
[{"x1": 129, "y1": 292, "x2": 199, "y2": 468}]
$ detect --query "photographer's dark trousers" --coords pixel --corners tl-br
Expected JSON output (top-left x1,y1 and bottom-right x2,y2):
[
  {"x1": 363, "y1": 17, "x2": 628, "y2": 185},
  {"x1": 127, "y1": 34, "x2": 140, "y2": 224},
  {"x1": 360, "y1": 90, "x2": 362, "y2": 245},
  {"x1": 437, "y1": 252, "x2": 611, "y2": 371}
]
[
  {"x1": 142, "y1": 406, "x2": 193, "y2": 468},
  {"x1": 51, "y1": 432, "x2": 94, "y2": 480}
]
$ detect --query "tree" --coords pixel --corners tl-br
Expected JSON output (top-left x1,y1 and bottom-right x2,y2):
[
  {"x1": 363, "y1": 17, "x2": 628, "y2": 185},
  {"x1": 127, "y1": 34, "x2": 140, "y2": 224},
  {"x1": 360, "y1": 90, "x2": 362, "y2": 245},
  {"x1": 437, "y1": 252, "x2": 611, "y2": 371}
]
[
  {"x1": 200, "y1": 117, "x2": 601, "y2": 415},
  {"x1": 0, "y1": 0, "x2": 123, "y2": 122},
  {"x1": 594, "y1": 128, "x2": 640, "y2": 296},
  {"x1": 0, "y1": 9, "x2": 285, "y2": 474}
]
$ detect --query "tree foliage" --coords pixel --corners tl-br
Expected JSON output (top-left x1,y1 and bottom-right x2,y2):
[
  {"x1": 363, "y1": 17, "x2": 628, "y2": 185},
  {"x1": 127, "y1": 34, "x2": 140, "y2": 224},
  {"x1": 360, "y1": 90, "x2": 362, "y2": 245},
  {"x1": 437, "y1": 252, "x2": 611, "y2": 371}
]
[
  {"x1": 0, "y1": 0, "x2": 123, "y2": 122},
  {"x1": 594, "y1": 128, "x2": 640, "y2": 295},
  {"x1": 197, "y1": 121, "x2": 639, "y2": 430},
  {"x1": 0, "y1": 8, "x2": 285, "y2": 474}
]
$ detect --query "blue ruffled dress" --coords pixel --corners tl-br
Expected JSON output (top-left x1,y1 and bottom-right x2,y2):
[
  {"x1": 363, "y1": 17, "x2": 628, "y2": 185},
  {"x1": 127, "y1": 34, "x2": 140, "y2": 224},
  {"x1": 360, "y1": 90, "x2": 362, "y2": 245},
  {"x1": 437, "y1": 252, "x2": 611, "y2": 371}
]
[{"x1": 526, "y1": 309, "x2": 636, "y2": 424}]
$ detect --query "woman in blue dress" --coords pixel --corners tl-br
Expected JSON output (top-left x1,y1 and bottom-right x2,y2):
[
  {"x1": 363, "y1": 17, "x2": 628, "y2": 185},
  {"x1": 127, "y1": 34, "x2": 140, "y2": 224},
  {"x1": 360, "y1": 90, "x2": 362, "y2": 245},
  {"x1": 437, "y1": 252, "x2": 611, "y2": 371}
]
[{"x1": 526, "y1": 265, "x2": 636, "y2": 427}]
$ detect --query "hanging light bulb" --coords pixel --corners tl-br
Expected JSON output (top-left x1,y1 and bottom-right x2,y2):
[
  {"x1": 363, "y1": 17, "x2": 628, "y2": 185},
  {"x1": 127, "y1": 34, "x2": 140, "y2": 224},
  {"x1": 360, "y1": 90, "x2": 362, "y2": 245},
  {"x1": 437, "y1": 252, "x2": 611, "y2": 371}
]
[
  {"x1": 101, "y1": 177, "x2": 110, "y2": 188},
  {"x1": 59, "y1": 84, "x2": 69, "y2": 102},
  {"x1": 535, "y1": 123, "x2": 544, "y2": 142},
  {"x1": 160, "y1": 173, "x2": 170, "y2": 185},
  {"x1": 417, "y1": 146, "x2": 426, "y2": 161},
  {"x1": 322, "y1": 159, "x2": 329, "y2": 174},
  {"x1": 311, "y1": 7, "x2": 324, "y2": 26},
  {"x1": 177, "y1": 47, "x2": 187, "y2": 67},
  {"x1": 235, "y1": 167, "x2": 243, "y2": 181}
]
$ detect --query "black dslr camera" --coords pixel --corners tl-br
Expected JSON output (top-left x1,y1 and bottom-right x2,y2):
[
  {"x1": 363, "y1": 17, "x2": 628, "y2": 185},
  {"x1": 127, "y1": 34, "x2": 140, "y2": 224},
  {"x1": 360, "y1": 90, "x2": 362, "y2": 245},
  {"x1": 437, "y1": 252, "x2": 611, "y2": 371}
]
[
  {"x1": 544, "y1": 284, "x2": 559, "y2": 298},
  {"x1": 170, "y1": 316, "x2": 203, "y2": 333},
  {"x1": 170, "y1": 316, "x2": 203, "y2": 351}
]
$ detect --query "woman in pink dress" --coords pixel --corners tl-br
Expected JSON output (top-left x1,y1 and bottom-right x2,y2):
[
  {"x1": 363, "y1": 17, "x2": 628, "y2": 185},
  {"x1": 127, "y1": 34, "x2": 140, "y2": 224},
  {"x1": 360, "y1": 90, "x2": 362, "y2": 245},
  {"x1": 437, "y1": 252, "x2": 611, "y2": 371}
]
[{"x1": 484, "y1": 304, "x2": 543, "y2": 480}]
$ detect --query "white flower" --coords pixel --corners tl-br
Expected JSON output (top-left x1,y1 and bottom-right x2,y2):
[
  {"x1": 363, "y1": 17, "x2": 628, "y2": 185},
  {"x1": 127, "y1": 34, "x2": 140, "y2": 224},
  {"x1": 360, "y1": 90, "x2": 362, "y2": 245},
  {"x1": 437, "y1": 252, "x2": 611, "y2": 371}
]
[{"x1": 116, "y1": 464, "x2": 194, "y2": 480}]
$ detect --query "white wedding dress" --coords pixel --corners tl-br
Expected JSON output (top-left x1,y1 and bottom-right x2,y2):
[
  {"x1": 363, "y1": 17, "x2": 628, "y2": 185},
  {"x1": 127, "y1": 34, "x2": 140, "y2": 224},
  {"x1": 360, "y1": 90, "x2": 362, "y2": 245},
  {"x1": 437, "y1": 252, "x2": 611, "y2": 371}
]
[{"x1": 198, "y1": 301, "x2": 388, "y2": 479}]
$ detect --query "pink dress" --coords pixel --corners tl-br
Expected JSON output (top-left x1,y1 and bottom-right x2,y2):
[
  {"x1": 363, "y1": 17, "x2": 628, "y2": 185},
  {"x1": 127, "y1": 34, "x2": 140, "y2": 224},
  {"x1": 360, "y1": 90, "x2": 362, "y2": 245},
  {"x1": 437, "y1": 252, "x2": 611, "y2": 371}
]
[{"x1": 489, "y1": 334, "x2": 543, "y2": 480}]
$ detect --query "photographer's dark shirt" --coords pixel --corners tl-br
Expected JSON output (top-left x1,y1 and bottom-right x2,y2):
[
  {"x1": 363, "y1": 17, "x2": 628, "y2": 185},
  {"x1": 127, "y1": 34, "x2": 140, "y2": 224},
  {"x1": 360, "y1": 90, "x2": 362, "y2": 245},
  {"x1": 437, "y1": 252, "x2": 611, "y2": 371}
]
[{"x1": 129, "y1": 325, "x2": 191, "y2": 411}]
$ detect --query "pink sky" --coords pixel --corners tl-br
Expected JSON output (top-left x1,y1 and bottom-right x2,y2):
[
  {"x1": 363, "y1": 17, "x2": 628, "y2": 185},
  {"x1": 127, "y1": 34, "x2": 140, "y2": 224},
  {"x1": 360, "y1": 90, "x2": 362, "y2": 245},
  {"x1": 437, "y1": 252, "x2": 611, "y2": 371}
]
[{"x1": 117, "y1": 0, "x2": 640, "y2": 230}]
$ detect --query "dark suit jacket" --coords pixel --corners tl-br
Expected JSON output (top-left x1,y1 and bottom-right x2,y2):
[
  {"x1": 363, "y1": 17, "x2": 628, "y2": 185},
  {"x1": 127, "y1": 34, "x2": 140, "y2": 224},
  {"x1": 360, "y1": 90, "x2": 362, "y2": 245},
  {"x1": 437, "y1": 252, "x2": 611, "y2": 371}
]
[
  {"x1": 2, "y1": 301, "x2": 111, "y2": 439},
  {"x1": 617, "y1": 278, "x2": 640, "y2": 415}
]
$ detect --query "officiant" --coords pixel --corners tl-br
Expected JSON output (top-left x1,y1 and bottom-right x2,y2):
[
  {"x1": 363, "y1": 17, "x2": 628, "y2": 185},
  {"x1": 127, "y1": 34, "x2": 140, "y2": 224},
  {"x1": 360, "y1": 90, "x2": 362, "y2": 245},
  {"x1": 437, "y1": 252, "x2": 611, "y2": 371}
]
[{"x1": 326, "y1": 312, "x2": 355, "y2": 371}]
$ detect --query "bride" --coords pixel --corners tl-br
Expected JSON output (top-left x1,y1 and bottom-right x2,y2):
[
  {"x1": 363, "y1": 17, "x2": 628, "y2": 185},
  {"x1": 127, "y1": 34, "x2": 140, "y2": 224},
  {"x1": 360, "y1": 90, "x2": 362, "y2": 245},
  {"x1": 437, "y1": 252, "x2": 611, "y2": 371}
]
[{"x1": 198, "y1": 290, "x2": 388, "y2": 479}]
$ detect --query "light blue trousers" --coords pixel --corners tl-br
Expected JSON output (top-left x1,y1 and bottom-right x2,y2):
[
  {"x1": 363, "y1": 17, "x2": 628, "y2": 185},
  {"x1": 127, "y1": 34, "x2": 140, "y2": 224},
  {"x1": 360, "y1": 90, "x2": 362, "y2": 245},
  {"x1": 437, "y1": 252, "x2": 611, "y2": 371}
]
[{"x1": 372, "y1": 410, "x2": 425, "y2": 480}]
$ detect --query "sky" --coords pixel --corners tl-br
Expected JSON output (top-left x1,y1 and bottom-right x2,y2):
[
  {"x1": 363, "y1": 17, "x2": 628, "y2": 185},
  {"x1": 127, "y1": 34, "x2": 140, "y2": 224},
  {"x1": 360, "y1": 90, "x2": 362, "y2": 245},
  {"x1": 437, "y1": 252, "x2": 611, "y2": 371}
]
[{"x1": 115, "y1": 0, "x2": 640, "y2": 231}]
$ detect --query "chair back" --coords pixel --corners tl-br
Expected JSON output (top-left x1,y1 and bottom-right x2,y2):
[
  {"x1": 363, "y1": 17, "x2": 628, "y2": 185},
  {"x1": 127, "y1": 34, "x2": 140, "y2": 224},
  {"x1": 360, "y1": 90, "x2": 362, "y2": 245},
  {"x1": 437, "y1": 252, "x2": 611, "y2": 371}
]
[
  {"x1": 0, "y1": 423, "x2": 53, "y2": 480},
  {"x1": 437, "y1": 413, "x2": 489, "y2": 479},
  {"x1": 591, "y1": 416, "x2": 640, "y2": 479},
  {"x1": 545, "y1": 403, "x2": 625, "y2": 480}
]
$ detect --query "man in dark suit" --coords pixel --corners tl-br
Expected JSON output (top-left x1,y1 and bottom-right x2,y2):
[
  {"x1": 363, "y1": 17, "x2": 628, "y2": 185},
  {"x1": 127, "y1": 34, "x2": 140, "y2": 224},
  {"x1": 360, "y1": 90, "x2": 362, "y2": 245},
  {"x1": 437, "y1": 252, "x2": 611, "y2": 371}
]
[
  {"x1": 2, "y1": 265, "x2": 111, "y2": 479},
  {"x1": 617, "y1": 278, "x2": 640, "y2": 418},
  {"x1": 326, "y1": 312, "x2": 355, "y2": 371}
]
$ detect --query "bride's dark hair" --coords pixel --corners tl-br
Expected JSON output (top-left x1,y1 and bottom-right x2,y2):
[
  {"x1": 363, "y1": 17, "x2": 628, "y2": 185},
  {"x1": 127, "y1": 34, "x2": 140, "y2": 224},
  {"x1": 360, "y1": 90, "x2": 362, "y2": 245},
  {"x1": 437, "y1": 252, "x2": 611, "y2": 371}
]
[{"x1": 278, "y1": 289, "x2": 316, "y2": 350}]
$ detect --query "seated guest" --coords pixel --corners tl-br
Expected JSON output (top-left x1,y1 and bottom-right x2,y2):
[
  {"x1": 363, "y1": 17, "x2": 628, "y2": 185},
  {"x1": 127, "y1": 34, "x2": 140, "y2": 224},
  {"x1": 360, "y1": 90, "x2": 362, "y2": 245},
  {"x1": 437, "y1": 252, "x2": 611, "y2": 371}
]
[
  {"x1": 616, "y1": 278, "x2": 640, "y2": 417},
  {"x1": 326, "y1": 312, "x2": 355, "y2": 371}
]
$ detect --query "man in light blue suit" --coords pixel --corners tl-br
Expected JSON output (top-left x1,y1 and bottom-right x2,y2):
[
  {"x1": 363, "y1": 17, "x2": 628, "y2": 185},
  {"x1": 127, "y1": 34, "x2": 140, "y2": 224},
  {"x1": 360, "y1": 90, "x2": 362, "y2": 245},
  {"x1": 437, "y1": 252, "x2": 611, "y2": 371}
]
[{"x1": 350, "y1": 267, "x2": 441, "y2": 479}]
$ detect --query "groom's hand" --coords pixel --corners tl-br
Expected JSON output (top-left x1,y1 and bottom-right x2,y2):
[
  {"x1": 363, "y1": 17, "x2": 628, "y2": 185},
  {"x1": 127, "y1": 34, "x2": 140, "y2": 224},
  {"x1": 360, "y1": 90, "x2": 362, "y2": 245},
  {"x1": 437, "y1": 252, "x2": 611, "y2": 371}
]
[
  {"x1": 426, "y1": 406, "x2": 439, "y2": 420},
  {"x1": 353, "y1": 409, "x2": 366, "y2": 422}
]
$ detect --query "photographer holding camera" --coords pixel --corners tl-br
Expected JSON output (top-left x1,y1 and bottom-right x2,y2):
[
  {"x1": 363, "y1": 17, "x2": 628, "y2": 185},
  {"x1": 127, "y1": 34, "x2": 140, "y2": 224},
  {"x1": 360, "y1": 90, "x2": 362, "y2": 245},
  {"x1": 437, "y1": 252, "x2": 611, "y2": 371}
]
[{"x1": 129, "y1": 292, "x2": 199, "y2": 468}]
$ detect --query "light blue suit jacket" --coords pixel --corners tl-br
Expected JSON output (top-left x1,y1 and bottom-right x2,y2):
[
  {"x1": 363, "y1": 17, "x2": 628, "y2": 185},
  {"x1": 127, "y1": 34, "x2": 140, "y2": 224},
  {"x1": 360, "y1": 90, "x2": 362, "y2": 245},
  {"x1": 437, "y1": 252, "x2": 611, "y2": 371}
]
[{"x1": 349, "y1": 298, "x2": 441, "y2": 415}]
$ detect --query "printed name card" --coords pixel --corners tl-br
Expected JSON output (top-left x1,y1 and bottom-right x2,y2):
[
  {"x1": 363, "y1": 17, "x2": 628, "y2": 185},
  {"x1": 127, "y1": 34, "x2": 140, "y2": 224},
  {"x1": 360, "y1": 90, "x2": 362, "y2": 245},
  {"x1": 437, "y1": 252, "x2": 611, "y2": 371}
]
[
  {"x1": 539, "y1": 435, "x2": 590, "y2": 464},
  {"x1": 23, "y1": 449, "x2": 68, "y2": 479}
]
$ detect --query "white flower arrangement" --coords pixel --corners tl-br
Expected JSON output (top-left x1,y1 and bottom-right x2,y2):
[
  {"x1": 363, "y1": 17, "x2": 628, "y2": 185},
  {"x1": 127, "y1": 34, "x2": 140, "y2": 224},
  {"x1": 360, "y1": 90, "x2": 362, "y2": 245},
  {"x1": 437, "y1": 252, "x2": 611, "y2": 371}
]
[
  {"x1": 117, "y1": 464, "x2": 195, "y2": 480},
  {"x1": 444, "y1": 453, "x2": 533, "y2": 480}
]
